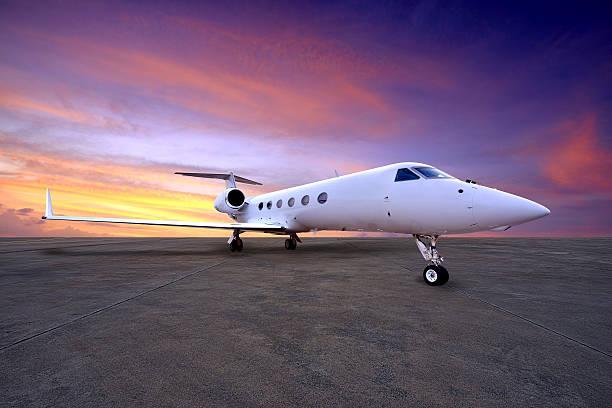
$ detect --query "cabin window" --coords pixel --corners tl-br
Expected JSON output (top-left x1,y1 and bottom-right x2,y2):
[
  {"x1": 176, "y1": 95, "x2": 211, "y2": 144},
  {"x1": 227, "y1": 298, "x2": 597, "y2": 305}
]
[
  {"x1": 276, "y1": 199, "x2": 282, "y2": 208},
  {"x1": 395, "y1": 168, "x2": 420, "y2": 182},
  {"x1": 301, "y1": 195, "x2": 310, "y2": 205},
  {"x1": 267, "y1": 201, "x2": 272, "y2": 209},
  {"x1": 414, "y1": 167, "x2": 452, "y2": 179},
  {"x1": 288, "y1": 197, "x2": 295, "y2": 207},
  {"x1": 317, "y1": 192, "x2": 328, "y2": 204},
  {"x1": 258, "y1": 202, "x2": 263, "y2": 210}
]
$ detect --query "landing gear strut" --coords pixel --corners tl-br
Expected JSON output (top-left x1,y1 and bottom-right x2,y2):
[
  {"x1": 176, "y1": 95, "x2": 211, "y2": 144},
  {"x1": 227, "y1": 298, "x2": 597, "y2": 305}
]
[
  {"x1": 228, "y1": 229, "x2": 243, "y2": 252},
  {"x1": 284, "y1": 233, "x2": 301, "y2": 250},
  {"x1": 414, "y1": 234, "x2": 448, "y2": 286}
]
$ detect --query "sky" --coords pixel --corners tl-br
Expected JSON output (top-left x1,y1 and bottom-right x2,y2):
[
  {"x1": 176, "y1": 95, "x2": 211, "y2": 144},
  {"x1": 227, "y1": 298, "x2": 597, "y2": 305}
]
[{"x1": 0, "y1": 0, "x2": 610, "y2": 237}]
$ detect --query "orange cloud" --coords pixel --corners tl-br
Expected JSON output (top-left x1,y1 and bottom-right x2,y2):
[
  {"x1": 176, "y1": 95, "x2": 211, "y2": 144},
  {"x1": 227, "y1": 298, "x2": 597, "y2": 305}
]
[
  {"x1": 9, "y1": 26, "x2": 399, "y2": 138},
  {"x1": 541, "y1": 115, "x2": 612, "y2": 192},
  {"x1": 0, "y1": 87, "x2": 97, "y2": 124}
]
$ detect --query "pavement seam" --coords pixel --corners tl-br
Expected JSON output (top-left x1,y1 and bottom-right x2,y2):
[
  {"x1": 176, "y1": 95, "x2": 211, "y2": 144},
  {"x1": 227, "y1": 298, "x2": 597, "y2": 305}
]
[
  {"x1": 453, "y1": 289, "x2": 612, "y2": 359},
  {"x1": 0, "y1": 257, "x2": 231, "y2": 353},
  {"x1": 344, "y1": 239, "x2": 612, "y2": 359}
]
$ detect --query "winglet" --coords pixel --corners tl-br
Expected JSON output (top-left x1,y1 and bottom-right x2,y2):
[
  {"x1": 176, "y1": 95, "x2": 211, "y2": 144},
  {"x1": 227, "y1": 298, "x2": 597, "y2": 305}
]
[{"x1": 44, "y1": 188, "x2": 53, "y2": 219}]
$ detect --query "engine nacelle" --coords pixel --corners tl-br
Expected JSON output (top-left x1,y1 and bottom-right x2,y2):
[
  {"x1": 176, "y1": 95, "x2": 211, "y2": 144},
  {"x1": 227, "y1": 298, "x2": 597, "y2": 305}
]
[{"x1": 214, "y1": 188, "x2": 246, "y2": 213}]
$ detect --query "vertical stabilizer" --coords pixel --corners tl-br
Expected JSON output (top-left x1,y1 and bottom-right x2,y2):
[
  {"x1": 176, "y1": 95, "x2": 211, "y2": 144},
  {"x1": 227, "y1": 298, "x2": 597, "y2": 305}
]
[
  {"x1": 225, "y1": 172, "x2": 237, "y2": 189},
  {"x1": 44, "y1": 189, "x2": 53, "y2": 218}
]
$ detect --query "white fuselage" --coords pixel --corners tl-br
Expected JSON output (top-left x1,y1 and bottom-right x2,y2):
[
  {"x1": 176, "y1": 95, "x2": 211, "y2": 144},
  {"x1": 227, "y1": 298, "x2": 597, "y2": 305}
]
[{"x1": 229, "y1": 162, "x2": 549, "y2": 235}]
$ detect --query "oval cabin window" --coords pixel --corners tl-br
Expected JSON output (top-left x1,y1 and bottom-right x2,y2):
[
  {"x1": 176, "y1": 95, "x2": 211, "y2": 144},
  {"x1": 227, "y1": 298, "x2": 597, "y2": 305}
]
[
  {"x1": 317, "y1": 192, "x2": 328, "y2": 204},
  {"x1": 288, "y1": 197, "x2": 295, "y2": 207},
  {"x1": 276, "y1": 199, "x2": 282, "y2": 208},
  {"x1": 301, "y1": 195, "x2": 310, "y2": 205},
  {"x1": 267, "y1": 201, "x2": 272, "y2": 209}
]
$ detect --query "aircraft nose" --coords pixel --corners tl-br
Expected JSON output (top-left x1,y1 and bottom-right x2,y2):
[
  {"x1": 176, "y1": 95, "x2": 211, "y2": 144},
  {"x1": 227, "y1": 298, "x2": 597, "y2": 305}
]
[
  {"x1": 520, "y1": 199, "x2": 550, "y2": 220},
  {"x1": 474, "y1": 186, "x2": 550, "y2": 229}
]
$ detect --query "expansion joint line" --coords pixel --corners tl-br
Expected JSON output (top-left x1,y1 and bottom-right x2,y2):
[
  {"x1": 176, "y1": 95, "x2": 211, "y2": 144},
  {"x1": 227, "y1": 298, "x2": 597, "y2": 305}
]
[
  {"x1": 0, "y1": 258, "x2": 231, "y2": 353},
  {"x1": 453, "y1": 289, "x2": 612, "y2": 359}
]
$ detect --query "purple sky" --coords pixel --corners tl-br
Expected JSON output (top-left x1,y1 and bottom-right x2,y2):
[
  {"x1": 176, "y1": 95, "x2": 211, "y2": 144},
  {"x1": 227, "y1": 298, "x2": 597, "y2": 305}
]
[{"x1": 0, "y1": 1, "x2": 610, "y2": 237}]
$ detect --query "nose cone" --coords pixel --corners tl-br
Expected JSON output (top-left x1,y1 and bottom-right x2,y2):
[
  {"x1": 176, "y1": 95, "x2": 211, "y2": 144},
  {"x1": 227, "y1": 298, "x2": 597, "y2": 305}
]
[{"x1": 474, "y1": 186, "x2": 550, "y2": 229}]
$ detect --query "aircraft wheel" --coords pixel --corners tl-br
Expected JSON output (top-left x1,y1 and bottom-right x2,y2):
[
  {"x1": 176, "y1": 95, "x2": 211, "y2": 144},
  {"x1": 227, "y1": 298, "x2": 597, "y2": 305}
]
[
  {"x1": 423, "y1": 265, "x2": 449, "y2": 286},
  {"x1": 229, "y1": 240, "x2": 237, "y2": 252},
  {"x1": 236, "y1": 238, "x2": 243, "y2": 252},
  {"x1": 285, "y1": 239, "x2": 292, "y2": 250},
  {"x1": 291, "y1": 238, "x2": 297, "y2": 250}
]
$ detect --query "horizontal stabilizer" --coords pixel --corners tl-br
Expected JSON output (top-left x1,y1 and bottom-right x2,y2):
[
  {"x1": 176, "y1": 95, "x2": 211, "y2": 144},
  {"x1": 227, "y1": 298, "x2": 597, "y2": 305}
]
[{"x1": 175, "y1": 172, "x2": 262, "y2": 187}]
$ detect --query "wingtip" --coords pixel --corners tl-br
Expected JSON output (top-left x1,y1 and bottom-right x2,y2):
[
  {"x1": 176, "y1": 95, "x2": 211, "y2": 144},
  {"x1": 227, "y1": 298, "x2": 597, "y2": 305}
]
[{"x1": 45, "y1": 188, "x2": 53, "y2": 218}]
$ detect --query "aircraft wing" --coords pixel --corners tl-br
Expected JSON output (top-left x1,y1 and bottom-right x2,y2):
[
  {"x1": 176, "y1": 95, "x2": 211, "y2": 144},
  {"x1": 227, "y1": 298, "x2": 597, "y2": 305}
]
[{"x1": 41, "y1": 189, "x2": 283, "y2": 232}]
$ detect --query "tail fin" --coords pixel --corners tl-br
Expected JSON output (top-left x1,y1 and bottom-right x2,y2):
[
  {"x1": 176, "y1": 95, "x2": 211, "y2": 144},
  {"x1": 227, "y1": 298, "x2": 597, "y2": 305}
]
[
  {"x1": 174, "y1": 172, "x2": 262, "y2": 188},
  {"x1": 44, "y1": 188, "x2": 53, "y2": 218}
]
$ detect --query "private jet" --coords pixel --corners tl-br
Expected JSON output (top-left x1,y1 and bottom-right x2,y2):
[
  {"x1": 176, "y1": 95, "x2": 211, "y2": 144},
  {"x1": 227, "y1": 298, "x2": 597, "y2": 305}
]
[{"x1": 42, "y1": 162, "x2": 550, "y2": 286}]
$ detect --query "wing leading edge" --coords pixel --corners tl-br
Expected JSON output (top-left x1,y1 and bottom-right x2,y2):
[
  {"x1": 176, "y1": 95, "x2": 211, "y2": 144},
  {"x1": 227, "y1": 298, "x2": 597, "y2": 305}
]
[{"x1": 42, "y1": 189, "x2": 283, "y2": 232}]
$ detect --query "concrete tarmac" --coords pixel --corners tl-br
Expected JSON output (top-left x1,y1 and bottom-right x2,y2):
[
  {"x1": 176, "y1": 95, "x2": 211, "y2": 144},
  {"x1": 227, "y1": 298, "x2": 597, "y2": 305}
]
[{"x1": 1, "y1": 237, "x2": 611, "y2": 407}]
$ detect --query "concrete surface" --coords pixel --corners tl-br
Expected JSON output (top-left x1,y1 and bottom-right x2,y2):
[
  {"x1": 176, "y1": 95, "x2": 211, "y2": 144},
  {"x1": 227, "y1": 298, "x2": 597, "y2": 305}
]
[{"x1": 0, "y1": 237, "x2": 611, "y2": 407}]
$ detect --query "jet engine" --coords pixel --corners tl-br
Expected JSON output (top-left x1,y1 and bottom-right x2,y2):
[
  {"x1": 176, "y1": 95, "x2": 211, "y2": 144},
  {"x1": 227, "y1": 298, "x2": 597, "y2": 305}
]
[{"x1": 214, "y1": 188, "x2": 246, "y2": 213}]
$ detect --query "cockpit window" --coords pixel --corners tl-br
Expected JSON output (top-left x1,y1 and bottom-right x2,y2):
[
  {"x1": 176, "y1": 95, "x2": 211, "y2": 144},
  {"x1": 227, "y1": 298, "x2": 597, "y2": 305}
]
[
  {"x1": 395, "y1": 168, "x2": 420, "y2": 182},
  {"x1": 413, "y1": 167, "x2": 452, "y2": 179}
]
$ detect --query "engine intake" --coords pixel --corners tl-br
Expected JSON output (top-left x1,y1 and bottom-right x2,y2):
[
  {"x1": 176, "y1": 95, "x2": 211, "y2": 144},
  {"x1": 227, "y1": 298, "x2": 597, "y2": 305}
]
[
  {"x1": 226, "y1": 189, "x2": 245, "y2": 207},
  {"x1": 214, "y1": 188, "x2": 246, "y2": 213}
]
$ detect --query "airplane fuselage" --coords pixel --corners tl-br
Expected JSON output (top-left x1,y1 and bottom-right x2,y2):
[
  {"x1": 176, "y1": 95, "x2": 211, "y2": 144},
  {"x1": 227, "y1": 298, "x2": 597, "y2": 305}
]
[{"x1": 237, "y1": 162, "x2": 549, "y2": 235}]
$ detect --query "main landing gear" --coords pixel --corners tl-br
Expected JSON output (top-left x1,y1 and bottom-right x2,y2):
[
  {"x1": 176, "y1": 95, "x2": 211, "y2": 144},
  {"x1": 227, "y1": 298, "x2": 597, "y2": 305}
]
[
  {"x1": 284, "y1": 233, "x2": 301, "y2": 250},
  {"x1": 414, "y1": 234, "x2": 449, "y2": 286},
  {"x1": 228, "y1": 231, "x2": 302, "y2": 252},
  {"x1": 228, "y1": 229, "x2": 243, "y2": 252}
]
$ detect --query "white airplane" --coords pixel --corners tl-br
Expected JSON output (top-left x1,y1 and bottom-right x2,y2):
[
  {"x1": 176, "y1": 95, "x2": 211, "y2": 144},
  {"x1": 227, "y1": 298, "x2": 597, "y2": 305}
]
[{"x1": 42, "y1": 162, "x2": 550, "y2": 286}]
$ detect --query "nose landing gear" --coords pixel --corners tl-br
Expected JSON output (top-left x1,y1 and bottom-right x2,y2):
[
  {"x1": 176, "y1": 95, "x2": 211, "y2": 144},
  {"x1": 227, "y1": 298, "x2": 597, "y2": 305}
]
[
  {"x1": 414, "y1": 235, "x2": 448, "y2": 286},
  {"x1": 423, "y1": 264, "x2": 449, "y2": 286}
]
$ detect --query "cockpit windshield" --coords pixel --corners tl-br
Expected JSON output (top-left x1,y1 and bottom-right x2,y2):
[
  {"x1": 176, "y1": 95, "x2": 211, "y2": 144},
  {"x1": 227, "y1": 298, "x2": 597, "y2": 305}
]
[{"x1": 413, "y1": 167, "x2": 453, "y2": 179}]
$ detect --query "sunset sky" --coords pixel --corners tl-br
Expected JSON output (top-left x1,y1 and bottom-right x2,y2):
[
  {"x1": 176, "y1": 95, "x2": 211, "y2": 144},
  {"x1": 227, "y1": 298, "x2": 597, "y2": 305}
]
[{"x1": 0, "y1": 1, "x2": 610, "y2": 237}]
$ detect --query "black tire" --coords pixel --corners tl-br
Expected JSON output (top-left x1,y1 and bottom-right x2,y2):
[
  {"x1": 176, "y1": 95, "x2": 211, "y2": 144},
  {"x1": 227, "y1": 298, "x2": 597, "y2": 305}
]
[
  {"x1": 290, "y1": 239, "x2": 297, "y2": 250},
  {"x1": 229, "y1": 240, "x2": 237, "y2": 252},
  {"x1": 437, "y1": 265, "x2": 449, "y2": 285},
  {"x1": 236, "y1": 238, "x2": 243, "y2": 252},
  {"x1": 423, "y1": 265, "x2": 449, "y2": 286},
  {"x1": 285, "y1": 239, "x2": 292, "y2": 250}
]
